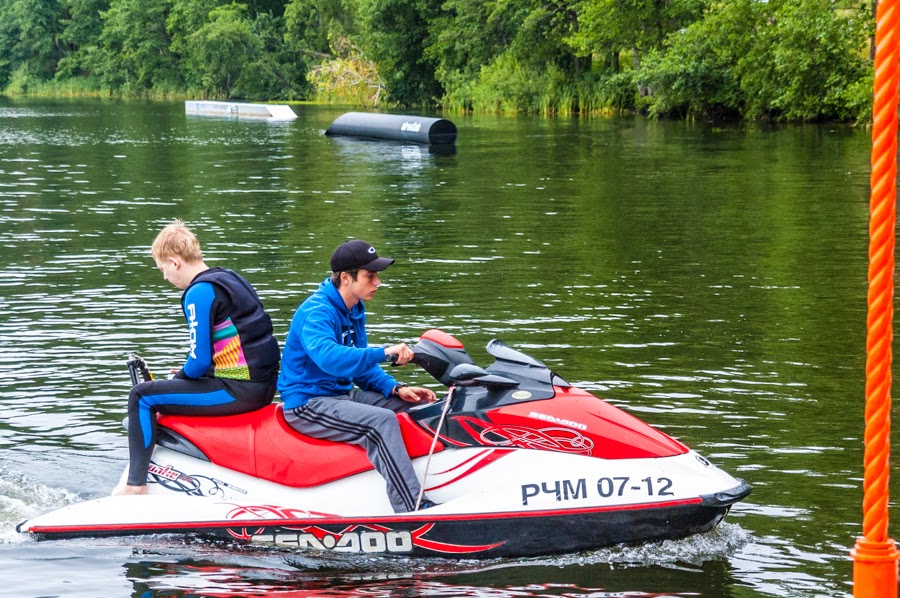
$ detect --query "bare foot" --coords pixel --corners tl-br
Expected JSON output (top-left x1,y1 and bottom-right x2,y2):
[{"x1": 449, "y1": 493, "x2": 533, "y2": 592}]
[{"x1": 114, "y1": 484, "x2": 148, "y2": 496}]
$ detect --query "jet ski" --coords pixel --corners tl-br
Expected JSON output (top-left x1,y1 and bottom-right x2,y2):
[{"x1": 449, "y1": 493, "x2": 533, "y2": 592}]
[{"x1": 17, "y1": 329, "x2": 750, "y2": 558}]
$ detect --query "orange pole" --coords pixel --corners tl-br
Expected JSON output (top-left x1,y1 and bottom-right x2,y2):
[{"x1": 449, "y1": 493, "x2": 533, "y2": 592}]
[{"x1": 852, "y1": 0, "x2": 900, "y2": 596}]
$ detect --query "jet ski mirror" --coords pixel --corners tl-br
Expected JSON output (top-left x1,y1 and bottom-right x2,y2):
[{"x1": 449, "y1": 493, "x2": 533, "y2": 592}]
[
  {"x1": 448, "y1": 363, "x2": 519, "y2": 388},
  {"x1": 449, "y1": 363, "x2": 487, "y2": 382}
]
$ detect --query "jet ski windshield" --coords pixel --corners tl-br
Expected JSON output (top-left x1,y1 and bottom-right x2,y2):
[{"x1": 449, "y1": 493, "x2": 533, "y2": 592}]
[
  {"x1": 485, "y1": 339, "x2": 570, "y2": 388},
  {"x1": 485, "y1": 339, "x2": 546, "y2": 368}
]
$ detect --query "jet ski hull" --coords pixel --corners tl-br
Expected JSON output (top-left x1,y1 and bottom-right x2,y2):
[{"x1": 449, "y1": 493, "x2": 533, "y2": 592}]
[
  {"x1": 19, "y1": 485, "x2": 749, "y2": 558},
  {"x1": 18, "y1": 444, "x2": 750, "y2": 557}
]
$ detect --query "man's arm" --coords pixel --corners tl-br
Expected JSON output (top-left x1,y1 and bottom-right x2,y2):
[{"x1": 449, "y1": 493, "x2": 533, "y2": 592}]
[
  {"x1": 178, "y1": 281, "x2": 216, "y2": 379},
  {"x1": 301, "y1": 312, "x2": 387, "y2": 378},
  {"x1": 352, "y1": 359, "x2": 399, "y2": 398}
]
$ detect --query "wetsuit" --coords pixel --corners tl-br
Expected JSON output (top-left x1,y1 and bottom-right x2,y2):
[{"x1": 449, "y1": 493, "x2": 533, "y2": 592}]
[
  {"x1": 278, "y1": 278, "x2": 422, "y2": 513},
  {"x1": 125, "y1": 268, "x2": 279, "y2": 486}
]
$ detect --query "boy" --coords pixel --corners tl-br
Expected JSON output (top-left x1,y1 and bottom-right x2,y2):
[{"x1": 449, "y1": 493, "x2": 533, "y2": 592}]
[{"x1": 117, "y1": 220, "x2": 279, "y2": 495}]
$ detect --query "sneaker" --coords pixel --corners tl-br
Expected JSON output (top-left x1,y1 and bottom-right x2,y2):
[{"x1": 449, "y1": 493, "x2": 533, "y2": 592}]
[{"x1": 416, "y1": 499, "x2": 437, "y2": 510}]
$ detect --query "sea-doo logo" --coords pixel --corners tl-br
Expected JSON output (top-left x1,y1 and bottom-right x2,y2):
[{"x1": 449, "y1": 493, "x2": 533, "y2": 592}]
[
  {"x1": 400, "y1": 121, "x2": 422, "y2": 132},
  {"x1": 256, "y1": 529, "x2": 414, "y2": 553},
  {"x1": 528, "y1": 411, "x2": 588, "y2": 430},
  {"x1": 187, "y1": 303, "x2": 198, "y2": 358},
  {"x1": 229, "y1": 515, "x2": 505, "y2": 555},
  {"x1": 245, "y1": 523, "x2": 506, "y2": 555}
]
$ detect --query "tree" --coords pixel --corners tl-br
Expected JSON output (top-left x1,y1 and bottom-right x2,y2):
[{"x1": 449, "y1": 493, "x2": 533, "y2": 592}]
[
  {"x1": 356, "y1": 0, "x2": 443, "y2": 106},
  {"x1": 749, "y1": 0, "x2": 872, "y2": 120},
  {"x1": 427, "y1": 0, "x2": 584, "y2": 111},
  {"x1": 99, "y1": 0, "x2": 179, "y2": 91},
  {"x1": 423, "y1": 0, "x2": 518, "y2": 106},
  {"x1": 175, "y1": 3, "x2": 300, "y2": 99},
  {"x1": 639, "y1": 0, "x2": 873, "y2": 121},
  {"x1": 284, "y1": 0, "x2": 354, "y2": 54},
  {"x1": 568, "y1": 0, "x2": 707, "y2": 71},
  {"x1": 181, "y1": 3, "x2": 256, "y2": 97},
  {"x1": 56, "y1": 0, "x2": 109, "y2": 79},
  {"x1": 0, "y1": 0, "x2": 875, "y2": 121},
  {"x1": 0, "y1": 0, "x2": 67, "y2": 88},
  {"x1": 167, "y1": 0, "x2": 223, "y2": 60},
  {"x1": 243, "y1": 11, "x2": 304, "y2": 99},
  {"x1": 637, "y1": 0, "x2": 752, "y2": 118}
]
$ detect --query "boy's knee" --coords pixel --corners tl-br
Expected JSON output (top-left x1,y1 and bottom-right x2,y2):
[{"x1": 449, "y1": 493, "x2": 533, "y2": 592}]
[
  {"x1": 368, "y1": 407, "x2": 398, "y2": 429},
  {"x1": 127, "y1": 381, "x2": 155, "y2": 410}
]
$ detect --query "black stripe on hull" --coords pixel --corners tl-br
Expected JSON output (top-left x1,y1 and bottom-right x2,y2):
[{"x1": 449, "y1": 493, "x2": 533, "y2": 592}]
[{"x1": 23, "y1": 501, "x2": 734, "y2": 558}]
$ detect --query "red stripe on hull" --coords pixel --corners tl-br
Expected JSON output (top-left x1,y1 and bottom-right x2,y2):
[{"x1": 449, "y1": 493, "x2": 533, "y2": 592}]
[
  {"x1": 425, "y1": 449, "x2": 513, "y2": 491},
  {"x1": 26, "y1": 496, "x2": 704, "y2": 536}
]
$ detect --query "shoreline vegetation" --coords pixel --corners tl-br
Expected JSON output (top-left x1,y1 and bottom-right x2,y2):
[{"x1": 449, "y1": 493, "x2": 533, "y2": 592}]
[{"x1": 0, "y1": 0, "x2": 874, "y2": 122}]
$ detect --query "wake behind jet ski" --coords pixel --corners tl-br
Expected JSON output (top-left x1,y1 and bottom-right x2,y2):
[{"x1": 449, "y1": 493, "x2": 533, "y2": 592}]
[{"x1": 17, "y1": 329, "x2": 750, "y2": 558}]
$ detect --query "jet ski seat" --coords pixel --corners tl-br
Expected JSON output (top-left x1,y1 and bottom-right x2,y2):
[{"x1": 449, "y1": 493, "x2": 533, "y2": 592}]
[{"x1": 157, "y1": 404, "x2": 443, "y2": 488}]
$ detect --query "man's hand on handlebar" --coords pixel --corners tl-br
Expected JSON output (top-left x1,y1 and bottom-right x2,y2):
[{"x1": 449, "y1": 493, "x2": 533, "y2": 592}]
[{"x1": 385, "y1": 343, "x2": 414, "y2": 365}]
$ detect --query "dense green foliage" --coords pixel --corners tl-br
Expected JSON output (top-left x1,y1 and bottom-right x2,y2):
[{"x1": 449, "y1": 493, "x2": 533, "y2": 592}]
[{"x1": 0, "y1": 0, "x2": 875, "y2": 121}]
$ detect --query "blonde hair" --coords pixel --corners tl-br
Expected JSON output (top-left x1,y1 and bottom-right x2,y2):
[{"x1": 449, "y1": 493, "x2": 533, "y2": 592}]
[{"x1": 151, "y1": 219, "x2": 203, "y2": 264}]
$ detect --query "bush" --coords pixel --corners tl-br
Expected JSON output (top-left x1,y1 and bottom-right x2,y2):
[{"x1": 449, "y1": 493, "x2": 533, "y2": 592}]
[
  {"x1": 467, "y1": 52, "x2": 541, "y2": 113},
  {"x1": 638, "y1": 0, "x2": 873, "y2": 122},
  {"x1": 5, "y1": 65, "x2": 38, "y2": 95},
  {"x1": 306, "y1": 37, "x2": 387, "y2": 106}
]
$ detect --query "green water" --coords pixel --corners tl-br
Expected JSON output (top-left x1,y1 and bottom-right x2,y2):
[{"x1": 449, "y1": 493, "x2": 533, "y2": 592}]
[{"x1": 0, "y1": 98, "x2": 879, "y2": 597}]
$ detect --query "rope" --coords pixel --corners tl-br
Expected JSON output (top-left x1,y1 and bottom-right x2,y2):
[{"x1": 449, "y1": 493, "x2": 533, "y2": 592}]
[
  {"x1": 853, "y1": 2, "x2": 900, "y2": 596},
  {"x1": 863, "y1": 0, "x2": 899, "y2": 546},
  {"x1": 414, "y1": 386, "x2": 455, "y2": 510}
]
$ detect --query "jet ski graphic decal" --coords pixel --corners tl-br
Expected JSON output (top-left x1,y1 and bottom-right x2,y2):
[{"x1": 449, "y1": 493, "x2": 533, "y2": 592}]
[{"x1": 223, "y1": 508, "x2": 506, "y2": 555}]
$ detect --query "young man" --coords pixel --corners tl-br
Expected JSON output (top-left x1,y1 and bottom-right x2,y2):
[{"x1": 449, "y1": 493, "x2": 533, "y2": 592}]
[
  {"x1": 117, "y1": 219, "x2": 280, "y2": 495},
  {"x1": 278, "y1": 239, "x2": 437, "y2": 513}
]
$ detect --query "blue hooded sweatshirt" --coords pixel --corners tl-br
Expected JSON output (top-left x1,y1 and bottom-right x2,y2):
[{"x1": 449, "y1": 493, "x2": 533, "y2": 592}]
[{"x1": 277, "y1": 278, "x2": 398, "y2": 409}]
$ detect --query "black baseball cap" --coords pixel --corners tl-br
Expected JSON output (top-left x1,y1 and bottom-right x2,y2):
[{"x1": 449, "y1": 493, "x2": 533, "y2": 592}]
[{"x1": 331, "y1": 240, "x2": 395, "y2": 272}]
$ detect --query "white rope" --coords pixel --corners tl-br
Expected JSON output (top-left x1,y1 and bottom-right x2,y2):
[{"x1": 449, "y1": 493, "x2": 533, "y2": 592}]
[{"x1": 414, "y1": 386, "x2": 455, "y2": 510}]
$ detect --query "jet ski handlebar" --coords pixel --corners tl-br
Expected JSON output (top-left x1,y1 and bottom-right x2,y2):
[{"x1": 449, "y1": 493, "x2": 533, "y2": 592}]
[
  {"x1": 126, "y1": 353, "x2": 154, "y2": 387},
  {"x1": 406, "y1": 331, "x2": 520, "y2": 389}
]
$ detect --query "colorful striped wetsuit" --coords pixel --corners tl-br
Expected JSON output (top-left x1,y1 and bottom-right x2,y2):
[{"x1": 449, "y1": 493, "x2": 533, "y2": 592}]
[{"x1": 125, "y1": 268, "x2": 279, "y2": 487}]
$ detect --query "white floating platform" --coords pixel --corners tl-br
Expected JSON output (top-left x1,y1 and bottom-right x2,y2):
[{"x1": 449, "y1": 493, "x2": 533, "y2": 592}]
[{"x1": 185, "y1": 101, "x2": 297, "y2": 121}]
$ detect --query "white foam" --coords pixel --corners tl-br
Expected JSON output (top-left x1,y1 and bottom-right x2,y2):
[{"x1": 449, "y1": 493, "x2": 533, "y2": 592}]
[{"x1": 0, "y1": 470, "x2": 80, "y2": 544}]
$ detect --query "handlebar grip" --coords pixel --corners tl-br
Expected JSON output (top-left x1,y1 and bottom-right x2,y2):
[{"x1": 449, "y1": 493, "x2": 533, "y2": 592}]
[{"x1": 386, "y1": 352, "x2": 399, "y2": 365}]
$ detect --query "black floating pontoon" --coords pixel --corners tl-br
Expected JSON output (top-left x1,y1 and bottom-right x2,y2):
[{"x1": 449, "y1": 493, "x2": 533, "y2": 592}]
[{"x1": 325, "y1": 112, "x2": 457, "y2": 146}]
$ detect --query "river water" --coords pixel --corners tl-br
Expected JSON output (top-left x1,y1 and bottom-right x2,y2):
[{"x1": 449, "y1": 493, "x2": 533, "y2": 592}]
[{"x1": 0, "y1": 98, "x2": 880, "y2": 597}]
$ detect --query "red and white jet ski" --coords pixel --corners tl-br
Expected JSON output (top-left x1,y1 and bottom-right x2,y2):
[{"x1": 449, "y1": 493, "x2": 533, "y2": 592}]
[{"x1": 18, "y1": 329, "x2": 750, "y2": 558}]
